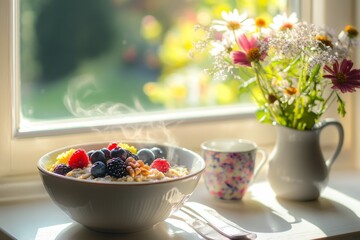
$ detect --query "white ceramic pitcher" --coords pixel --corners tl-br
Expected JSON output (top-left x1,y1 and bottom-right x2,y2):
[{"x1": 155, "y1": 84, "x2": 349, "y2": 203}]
[{"x1": 267, "y1": 118, "x2": 344, "y2": 201}]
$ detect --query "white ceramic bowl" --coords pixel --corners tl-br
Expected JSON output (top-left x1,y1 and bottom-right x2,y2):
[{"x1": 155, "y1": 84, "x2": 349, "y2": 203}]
[{"x1": 37, "y1": 141, "x2": 205, "y2": 233}]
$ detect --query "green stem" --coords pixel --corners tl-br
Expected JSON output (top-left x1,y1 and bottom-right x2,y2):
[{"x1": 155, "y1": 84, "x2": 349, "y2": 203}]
[
  {"x1": 257, "y1": 65, "x2": 276, "y2": 93},
  {"x1": 233, "y1": 30, "x2": 240, "y2": 49},
  {"x1": 253, "y1": 63, "x2": 280, "y2": 123},
  {"x1": 321, "y1": 90, "x2": 335, "y2": 112},
  {"x1": 292, "y1": 54, "x2": 307, "y2": 129},
  {"x1": 253, "y1": 63, "x2": 268, "y2": 98}
]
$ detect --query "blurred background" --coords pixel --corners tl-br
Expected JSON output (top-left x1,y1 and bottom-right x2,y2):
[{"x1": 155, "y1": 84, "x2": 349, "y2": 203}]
[{"x1": 19, "y1": 0, "x2": 286, "y2": 121}]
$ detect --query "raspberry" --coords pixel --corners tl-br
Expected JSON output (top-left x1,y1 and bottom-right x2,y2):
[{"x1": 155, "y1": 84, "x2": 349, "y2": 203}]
[
  {"x1": 107, "y1": 142, "x2": 118, "y2": 151},
  {"x1": 68, "y1": 149, "x2": 90, "y2": 169},
  {"x1": 53, "y1": 164, "x2": 72, "y2": 176},
  {"x1": 106, "y1": 158, "x2": 127, "y2": 178},
  {"x1": 150, "y1": 158, "x2": 171, "y2": 173}
]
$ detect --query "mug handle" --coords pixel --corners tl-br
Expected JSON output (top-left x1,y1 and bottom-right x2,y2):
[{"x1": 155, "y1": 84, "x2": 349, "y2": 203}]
[
  {"x1": 313, "y1": 118, "x2": 344, "y2": 170},
  {"x1": 250, "y1": 148, "x2": 268, "y2": 184}
]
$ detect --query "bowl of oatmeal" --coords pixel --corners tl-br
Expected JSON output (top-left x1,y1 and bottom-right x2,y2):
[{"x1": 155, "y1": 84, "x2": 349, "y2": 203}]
[{"x1": 37, "y1": 141, "x2": 205, "y2": 233}]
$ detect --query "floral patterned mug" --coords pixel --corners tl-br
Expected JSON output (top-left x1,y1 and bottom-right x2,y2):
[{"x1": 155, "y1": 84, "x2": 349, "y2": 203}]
[{"x1": 201, "y1": 139, "x2": 268, "y2": 200}]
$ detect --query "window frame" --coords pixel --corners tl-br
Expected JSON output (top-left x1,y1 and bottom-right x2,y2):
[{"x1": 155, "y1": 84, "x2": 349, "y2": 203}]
[
  {"x1": 13, "y1": 0, "x2": 262, "y2": 138},
  {"x1": 0, "y1": 0, "x2": 358, "y2": 179},
  {"x1": 355, "y1": 0, "x2": 360, "y2": 169}
]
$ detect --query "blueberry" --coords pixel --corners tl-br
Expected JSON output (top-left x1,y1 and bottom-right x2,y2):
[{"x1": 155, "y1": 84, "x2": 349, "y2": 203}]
[
  {"x1": 137, "y1": 148, "x2": 155, "y2": 165},
  {"x1": 111, "y1": 147, "x2": 128, "y2": 160},
  {"x1": 91, "y1": 161, "x2": 107, "y2": 178},
  {"x1": 87, "y1": 150, "x2": 95, "y2": 159},
  {"x1": 100, "y1": 148, "x2": 111, "y2": 160},
  {"x1": 127, "y1": 150, "x2": 139, "y2": 160},
  {"x1": 151, "y1": 147, "x2": 164, "y2": 159},
  {"x1": 90, "y1": 150, "x2": 106, "y2": 164}
]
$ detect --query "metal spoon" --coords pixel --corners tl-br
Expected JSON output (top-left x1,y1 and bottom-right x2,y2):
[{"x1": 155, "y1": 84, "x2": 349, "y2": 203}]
[
  {"x1": 183, "y1": 202, "x2": 257, "y2": 240},
  {"x1": 171, "y1": 210, "x2": 230, "y2": 240}
]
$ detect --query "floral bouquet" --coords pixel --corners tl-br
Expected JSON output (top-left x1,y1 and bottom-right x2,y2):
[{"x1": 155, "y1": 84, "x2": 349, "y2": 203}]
[{"x1": 195, "y1": 10, "x2": 360, "y2": 130}]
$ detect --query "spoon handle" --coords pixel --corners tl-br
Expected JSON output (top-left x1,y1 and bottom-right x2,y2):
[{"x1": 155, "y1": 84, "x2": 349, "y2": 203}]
[
  {"x1": 171, "y1": 210, "x2": 230, "y2": 240},
  {"x1": 183, "y1": 202, "x2": 257, "y2": 240}
]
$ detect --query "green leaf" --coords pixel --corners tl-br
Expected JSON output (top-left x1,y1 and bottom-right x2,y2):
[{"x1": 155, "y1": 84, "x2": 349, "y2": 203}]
[
  {"x1": 256, "y1": 108, "x2": 273, "y2": 124},
  {"x1": 300, "y1": 111, "x2": 318, "y2": 130},
  {"x1": 336, "y1": 94, "x2": 346, "y2": 117},
  {"x1": 308, "y1": 64, "x2": 321, "y2": 83}
]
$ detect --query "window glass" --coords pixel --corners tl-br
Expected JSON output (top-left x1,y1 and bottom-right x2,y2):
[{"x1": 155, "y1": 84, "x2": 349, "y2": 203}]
[{"x1": 19, "y1": 0, "x2": 287, "y2": 124}]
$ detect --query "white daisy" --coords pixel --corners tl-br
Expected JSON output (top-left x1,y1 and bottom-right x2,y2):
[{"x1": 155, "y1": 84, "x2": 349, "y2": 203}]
[
  {"x1": 209, "y1": 38, "x2": 232, "y2": 56},
  {"x1": 270, "y1": 12, "x2": 298, "y2": 31},
  {"x1": 211, "y1": 9, "x2": 255, "y2": 33}
]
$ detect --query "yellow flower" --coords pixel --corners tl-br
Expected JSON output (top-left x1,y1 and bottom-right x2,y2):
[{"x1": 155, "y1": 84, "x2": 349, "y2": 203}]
[
  {"x1": 344, "y1": 25, "x2": 358, "y2": 38},
  {"x1": 315, "y1": 35, "x2": 333, "y2": 48},
  {"x1": 255, "y1": 17, "x2": 267, "y2": 28}
]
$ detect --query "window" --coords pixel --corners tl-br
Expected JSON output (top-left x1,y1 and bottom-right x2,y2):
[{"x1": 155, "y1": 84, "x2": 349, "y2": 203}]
[
  {"x1": 17, "y1": 0, "x2": 289, "y2": 135},
  {"x1": 0, "y1": 0, "x2": 358, "y2": 180}
]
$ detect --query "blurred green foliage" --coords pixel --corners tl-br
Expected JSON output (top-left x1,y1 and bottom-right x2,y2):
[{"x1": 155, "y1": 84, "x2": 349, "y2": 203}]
[{"x1": 19, "y1": 0, "x2": 286, "y2": 120}]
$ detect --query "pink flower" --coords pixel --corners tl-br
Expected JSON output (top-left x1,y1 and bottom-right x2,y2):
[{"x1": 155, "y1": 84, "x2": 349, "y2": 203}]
[
  {"x1": 324, "y1": 59, "x2": 360, "y2": 93},
  {"x1": 232, "y1": 34, "x2": 266, "y2": 67}
]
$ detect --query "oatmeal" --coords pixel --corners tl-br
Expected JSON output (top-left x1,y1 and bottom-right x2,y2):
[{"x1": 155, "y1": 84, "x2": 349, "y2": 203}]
[{"x1": 49, "y1": 142, "x2": 189, "y2": 182}]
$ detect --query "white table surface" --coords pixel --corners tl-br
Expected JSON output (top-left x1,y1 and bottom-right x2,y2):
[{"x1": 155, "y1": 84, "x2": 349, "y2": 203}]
[{"x1": 1, "y1": 171, "x2": 360, "y2": 240}]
